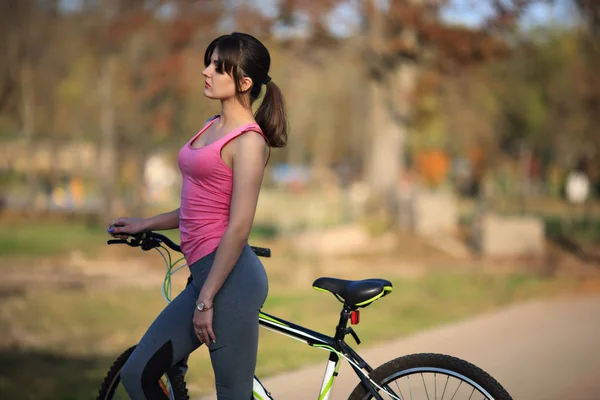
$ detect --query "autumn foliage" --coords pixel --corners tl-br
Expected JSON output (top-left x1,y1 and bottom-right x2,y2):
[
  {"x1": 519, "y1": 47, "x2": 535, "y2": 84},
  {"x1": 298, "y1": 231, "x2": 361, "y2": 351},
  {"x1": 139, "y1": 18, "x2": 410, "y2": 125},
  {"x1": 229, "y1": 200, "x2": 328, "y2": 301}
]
[{"x1": 415, "y1": 149, "x2": 450, "y2": 188}]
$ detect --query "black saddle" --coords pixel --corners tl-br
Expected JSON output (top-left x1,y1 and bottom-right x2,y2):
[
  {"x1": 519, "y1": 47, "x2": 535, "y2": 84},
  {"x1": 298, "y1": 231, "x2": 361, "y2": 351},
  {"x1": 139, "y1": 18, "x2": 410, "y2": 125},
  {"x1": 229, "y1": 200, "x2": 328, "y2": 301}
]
[{"x1": 313, "y1": 277, "x2": 393, "y2": 309}]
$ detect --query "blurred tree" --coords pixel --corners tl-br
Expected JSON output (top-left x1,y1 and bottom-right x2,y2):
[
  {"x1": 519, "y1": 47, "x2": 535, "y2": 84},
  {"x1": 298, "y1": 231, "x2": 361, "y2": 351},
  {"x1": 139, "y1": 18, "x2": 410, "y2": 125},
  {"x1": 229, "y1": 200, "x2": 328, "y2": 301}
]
[
  {"x1": 84, "y1": 0, "x2": 224, "y2": 218},
  {"x1": 1, "y1": 0, "x2": 60, "y2": 212},
  {"x1": 84, "y1": 0, "x2": 138, "y2": 219},
  {"x1": 483, "y1": 27, "x2": 596, "y2": 205},
  {"x1": 282, "y1": 0, "x2": 538, "y2": 225},
  {"x1": 6, "y1": 0, "x2": 597, "y2": 224},
  {"x1": 573, "y1": 0, "x2": 600, "y2": 185},
  {"x1": 123, "y1": 1, "x2": 224, "y2": 214}
]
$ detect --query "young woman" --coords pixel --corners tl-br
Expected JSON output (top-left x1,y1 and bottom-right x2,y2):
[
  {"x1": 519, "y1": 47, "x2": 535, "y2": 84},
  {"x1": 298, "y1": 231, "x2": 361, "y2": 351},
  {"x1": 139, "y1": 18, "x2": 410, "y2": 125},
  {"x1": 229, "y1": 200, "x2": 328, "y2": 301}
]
[{"x1": 108, "y1": 32, "x2": 287, "y2": 399}]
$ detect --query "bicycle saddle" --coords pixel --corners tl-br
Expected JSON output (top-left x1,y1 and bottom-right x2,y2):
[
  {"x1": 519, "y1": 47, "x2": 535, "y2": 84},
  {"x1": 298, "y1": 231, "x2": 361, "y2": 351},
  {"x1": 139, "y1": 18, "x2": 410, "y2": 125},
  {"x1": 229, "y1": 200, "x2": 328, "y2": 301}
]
[{"x1": 312, "y1": 277, "x2": 393, "y2": 308}]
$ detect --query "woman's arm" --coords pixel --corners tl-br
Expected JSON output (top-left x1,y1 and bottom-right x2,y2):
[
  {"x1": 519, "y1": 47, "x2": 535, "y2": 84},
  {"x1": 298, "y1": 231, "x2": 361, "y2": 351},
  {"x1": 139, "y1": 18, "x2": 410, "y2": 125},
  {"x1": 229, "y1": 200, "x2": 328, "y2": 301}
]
[
  {"x1": 109, "y1": 208, "x2": 179, "y2": 237},
  {"x1": 142, "y1": 208, "x2": 180, "y2": 231},
  {"x1": 198, "y1": 132, "x2": 267, "y2": 305}
]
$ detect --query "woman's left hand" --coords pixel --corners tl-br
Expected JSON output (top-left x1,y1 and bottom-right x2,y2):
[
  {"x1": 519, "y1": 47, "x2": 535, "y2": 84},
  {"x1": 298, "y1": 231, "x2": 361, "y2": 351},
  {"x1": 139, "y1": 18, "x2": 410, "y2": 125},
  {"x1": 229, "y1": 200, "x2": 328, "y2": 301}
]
[{"x1": 193, "y1": 305, "x2": 216, "y2": 345}]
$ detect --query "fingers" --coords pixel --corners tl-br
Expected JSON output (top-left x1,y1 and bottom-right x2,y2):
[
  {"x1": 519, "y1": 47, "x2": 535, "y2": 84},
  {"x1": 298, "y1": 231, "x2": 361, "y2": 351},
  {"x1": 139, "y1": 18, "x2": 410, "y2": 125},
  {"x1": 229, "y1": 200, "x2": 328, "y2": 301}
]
[
  {"x1": 193, "y1": 316, "x2": 216, "y2": 345},
  {"x1": 107, "y1": 218, "x2": 130, "y2": 238},
  {"x1": 195, "y1": 327, "x2": 207, "y2": 344},
  {"x1": 201, "y1": 327, "x2": 216, "y2": 344},
  {"x1": 195, "y1": 324, "x2": 209, "y2": 343},
  {"x1": 194, "y1": 317, "x2": 204, "y2": 343},
  {"x1": 111, "y1": 226, "x2": 129, "y2": 238},
  {"x1": 196, "y1": 327, "x2": 208, "y2": 344},
  {"x1": 112, "y1": 217, "x2": 125, "y2": 226},
  {"x1": 107, "y1": 224, "x2": 123, "y2": 238},
  {"x1": 206, "y1": 325, "x2": 216, "y2": 344},
  {"x1": 108, "y1": 217, "x2": 126, "y2": 229}
]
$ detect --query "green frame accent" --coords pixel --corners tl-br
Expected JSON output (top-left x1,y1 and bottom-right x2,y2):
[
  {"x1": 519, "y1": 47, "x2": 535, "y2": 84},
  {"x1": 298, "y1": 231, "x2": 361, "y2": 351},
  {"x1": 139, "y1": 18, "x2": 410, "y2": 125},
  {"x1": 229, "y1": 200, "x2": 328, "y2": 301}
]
[
  {"x1": 253, "y1": 390, "x2": 265, "y2": 400},
  {"x1": 317, "y1": 357, "x2": 341, "y2": 400},
  {"x1": 356, "y1": 286, "x2": 393, "y2": 306},
  {"x1": 255, "y1": 311, "x2": 387, "y2": 399},
  {"x1": 259, "y1": 312, "x2": 289, "y2": 327}
]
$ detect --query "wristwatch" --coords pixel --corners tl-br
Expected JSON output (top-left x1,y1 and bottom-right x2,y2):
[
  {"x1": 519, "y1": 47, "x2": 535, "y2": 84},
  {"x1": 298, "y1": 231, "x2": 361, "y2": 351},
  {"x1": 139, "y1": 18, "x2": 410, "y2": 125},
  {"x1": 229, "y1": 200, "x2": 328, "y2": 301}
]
[{"x1": 196, "y1": 300, "x2": 212, "y2": 312}]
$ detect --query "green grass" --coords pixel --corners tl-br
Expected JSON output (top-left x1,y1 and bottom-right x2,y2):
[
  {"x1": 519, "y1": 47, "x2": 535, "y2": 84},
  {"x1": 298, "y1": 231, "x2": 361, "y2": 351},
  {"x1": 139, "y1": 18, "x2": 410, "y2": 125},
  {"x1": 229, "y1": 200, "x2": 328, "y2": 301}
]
[
  {"x1": 0, "y1": 220, "x2": 275, "y2": 260},
  {"x1": 0, "y1": 269, "x2": 578, "y2": 399},
  {"x1": 0, "y1": 221, "x2": 109, "y2": 258}
]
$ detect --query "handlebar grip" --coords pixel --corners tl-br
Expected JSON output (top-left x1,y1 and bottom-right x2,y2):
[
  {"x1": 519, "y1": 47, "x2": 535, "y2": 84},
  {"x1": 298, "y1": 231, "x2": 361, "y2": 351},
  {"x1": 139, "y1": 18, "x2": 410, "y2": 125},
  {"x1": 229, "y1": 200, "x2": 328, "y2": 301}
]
[{"x1": 107, "y1": 239, "x2": 129, "y2": 245}]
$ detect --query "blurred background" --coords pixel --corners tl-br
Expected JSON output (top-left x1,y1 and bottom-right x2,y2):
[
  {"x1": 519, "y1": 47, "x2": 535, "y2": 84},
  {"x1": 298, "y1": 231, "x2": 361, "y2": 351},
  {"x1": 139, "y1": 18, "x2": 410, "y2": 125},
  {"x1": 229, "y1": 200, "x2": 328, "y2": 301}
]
[{"x1": 0, "y1": 0, "x2": 599, "y2": 399}]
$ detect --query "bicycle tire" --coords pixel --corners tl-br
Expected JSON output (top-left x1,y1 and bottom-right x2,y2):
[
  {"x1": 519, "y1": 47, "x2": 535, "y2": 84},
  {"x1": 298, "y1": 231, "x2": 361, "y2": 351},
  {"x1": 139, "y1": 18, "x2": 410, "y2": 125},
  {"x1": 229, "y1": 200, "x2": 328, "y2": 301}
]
[
  {"x1": 348, "y1": 353, "x2": 512, "y2": 400},
  {"x1": 96, "y1": 345, "x2": 189, "y2": 400}
]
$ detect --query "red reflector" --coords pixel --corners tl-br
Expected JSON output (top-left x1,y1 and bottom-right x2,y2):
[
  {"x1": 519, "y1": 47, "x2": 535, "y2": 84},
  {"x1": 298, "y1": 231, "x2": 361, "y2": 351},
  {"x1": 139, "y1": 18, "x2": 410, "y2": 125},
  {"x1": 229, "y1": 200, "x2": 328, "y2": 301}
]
[{"x1": 351, "y1": 310, "x2": 360, "y2": 325}]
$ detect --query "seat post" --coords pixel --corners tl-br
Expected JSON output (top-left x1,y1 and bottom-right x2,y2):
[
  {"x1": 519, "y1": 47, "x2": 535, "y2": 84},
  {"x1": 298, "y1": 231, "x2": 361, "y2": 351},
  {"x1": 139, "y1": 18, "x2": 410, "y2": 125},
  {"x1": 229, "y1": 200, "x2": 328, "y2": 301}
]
[{"x1": 334, "y1": 304, "x2": 353, "y2": 341}]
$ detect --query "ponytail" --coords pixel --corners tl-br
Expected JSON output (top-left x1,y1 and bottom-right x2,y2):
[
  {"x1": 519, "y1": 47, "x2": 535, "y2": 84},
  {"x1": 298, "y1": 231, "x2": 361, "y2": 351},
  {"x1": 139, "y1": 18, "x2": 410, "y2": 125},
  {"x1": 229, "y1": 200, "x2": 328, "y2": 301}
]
[{"x1": 254, "y1": 80, "x2": 288, "y2": 148}]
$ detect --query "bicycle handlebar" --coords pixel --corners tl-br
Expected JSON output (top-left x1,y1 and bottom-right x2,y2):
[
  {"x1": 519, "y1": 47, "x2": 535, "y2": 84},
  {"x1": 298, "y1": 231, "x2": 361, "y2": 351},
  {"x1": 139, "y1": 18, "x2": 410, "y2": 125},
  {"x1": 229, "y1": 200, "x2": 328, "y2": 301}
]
[{"x1": 107, "y1": 231, "x2": 271, "y2": 258}]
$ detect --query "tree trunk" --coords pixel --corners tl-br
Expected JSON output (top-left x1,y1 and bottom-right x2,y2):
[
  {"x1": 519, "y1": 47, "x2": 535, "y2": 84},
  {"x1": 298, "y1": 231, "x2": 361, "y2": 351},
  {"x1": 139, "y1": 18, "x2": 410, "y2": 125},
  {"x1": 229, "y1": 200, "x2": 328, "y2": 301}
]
[
  {"x1": 518, "y1": 142, "x2": 532, "y2": 214},
  {"x1": 366, "y1": 62, "x2": 418, "y2": 223},
  {"x1": 367, "y1": 79, "x2": 403, "y2": 195},
  {"x1": 363, "y1": 0, "x2": 418, "y2": 226},
  {"x1": 98, "y1": 55, "x2": 118, "y2": 220},
  {"x1": 285, "y1": 49, "x2": 309, "y2": 167},
  {"x1": 20, "y1": 63, "x2": 38, "y2": 213},
  {"x1": 124, "y1": 146, "x2": 148, "y2": 217},
  {"x1": 311, "y1": 97, "x2": 335, "y2": 172}
]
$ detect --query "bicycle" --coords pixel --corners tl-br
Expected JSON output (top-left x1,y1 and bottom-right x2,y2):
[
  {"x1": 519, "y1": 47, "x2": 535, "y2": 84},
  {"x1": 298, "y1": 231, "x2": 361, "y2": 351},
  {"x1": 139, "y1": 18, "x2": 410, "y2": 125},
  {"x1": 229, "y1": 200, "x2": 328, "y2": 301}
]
[{"x1": 97, "y1": 231, "x2": 513, "y2": 400}]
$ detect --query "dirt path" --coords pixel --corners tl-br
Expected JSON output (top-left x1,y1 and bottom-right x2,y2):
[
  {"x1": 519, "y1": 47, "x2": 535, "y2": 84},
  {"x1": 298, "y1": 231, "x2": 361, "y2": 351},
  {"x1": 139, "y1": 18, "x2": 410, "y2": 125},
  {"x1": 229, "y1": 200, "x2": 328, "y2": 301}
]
[{"x1": 200, "y1": 294, "x2": 600, "y2": 400}]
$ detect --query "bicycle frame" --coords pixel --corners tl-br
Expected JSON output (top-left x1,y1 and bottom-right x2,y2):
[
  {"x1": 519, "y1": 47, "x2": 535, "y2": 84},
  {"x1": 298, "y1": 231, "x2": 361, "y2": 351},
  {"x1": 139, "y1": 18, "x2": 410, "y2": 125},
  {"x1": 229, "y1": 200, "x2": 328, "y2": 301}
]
[{"x1": 251, "y1": 309, "x2": 390, "y2": 400}]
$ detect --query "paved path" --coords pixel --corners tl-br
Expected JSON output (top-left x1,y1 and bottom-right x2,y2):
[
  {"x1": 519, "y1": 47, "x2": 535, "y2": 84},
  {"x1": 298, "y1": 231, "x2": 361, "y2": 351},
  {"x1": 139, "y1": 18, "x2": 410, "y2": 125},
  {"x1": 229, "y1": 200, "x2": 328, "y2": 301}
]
[{"x1": 200, "y1": 295, "x2": 600, "y2": 399}]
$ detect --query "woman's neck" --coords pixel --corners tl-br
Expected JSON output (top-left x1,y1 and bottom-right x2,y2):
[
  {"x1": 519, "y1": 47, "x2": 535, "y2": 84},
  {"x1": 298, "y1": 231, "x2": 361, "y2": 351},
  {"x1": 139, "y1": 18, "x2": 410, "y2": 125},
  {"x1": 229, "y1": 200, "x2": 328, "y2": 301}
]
[{"x1": 219, "y1": 96, "x2": 254, "y2": 127}]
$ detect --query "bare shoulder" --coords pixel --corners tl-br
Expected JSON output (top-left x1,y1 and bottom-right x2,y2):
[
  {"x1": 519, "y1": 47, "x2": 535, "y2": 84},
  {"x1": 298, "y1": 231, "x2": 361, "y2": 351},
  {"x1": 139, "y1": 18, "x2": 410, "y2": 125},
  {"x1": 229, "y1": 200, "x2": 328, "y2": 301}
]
[{"x1": 235, "y1": 130, "x2": 268, "y2": 151}]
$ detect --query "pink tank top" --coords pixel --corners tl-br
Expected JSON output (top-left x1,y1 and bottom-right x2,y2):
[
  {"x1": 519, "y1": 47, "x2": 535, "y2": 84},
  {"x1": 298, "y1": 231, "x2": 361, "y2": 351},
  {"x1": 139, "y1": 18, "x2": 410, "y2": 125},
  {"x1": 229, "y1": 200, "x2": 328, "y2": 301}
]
[{"x1": 177, "y1": 116, "x2": 270, "y2": 266}]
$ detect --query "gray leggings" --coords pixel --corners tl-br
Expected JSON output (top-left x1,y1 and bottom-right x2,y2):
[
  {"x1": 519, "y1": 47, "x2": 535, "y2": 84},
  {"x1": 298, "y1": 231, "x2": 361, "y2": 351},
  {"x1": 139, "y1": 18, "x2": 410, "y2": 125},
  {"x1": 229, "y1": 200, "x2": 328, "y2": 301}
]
[{"x1": 121, "y1": 244, "x2": 269, "y2": 399}]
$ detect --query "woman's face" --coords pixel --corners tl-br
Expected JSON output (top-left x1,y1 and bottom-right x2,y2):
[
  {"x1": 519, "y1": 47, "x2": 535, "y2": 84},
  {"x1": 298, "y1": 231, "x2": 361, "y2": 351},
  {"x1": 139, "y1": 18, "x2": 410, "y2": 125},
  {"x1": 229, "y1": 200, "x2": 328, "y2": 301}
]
[{"x1": 202, "y1": 48, "x2": 237, "y2": 100}]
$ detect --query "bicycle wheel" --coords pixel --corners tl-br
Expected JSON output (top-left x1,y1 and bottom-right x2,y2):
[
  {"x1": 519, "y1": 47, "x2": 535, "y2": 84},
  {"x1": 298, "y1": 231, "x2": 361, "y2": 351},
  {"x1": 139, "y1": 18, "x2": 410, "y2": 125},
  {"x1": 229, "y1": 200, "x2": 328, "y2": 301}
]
[
  {"x1": 97, "y1": 345, "x2": 189, "y2": 400},
  {"x1": 348, "y1": 353, "x2": 512, "y2": 400}
]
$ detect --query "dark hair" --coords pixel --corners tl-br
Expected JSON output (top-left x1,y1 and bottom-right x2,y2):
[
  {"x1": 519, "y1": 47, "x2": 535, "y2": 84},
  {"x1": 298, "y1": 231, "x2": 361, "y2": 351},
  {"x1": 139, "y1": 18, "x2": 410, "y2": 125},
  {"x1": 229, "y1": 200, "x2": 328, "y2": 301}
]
[{"x1": 204, "y1": 32, "x2": 288, "y2": 148}]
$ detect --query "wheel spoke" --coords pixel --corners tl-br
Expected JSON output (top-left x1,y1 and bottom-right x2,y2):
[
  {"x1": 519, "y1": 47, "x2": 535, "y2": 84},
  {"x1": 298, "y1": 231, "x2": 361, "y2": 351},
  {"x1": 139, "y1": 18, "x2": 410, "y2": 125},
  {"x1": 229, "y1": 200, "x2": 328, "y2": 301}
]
[
  {"x1": 393, "y1": 379, "x2": 405, "y2": 400},
  {"x1": 467, "y1": 387, "x2": 476, "y2": 400},
  {"x1": 450, "y1": 380, "x2": 462, "y2": 400},
  {"x1": 354, "y1": 357, "x2": 509, "y2": 400},
  {"x1": 441, "y1": 375, "x2": 449, "y2": 400},
  {"x1": 421, "y1": 373, "x2": 431, "y2": 400},
  {"x1": 375, "y1": 372, "x2": 498, "y2": 400}
]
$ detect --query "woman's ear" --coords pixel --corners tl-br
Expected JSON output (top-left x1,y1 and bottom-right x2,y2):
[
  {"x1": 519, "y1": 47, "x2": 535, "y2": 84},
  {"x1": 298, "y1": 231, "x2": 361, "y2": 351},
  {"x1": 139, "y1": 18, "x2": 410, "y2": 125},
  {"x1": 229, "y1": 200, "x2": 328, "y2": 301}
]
[{"x1": 239, "y1": 76, "x2": 253, "y2": 93}]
